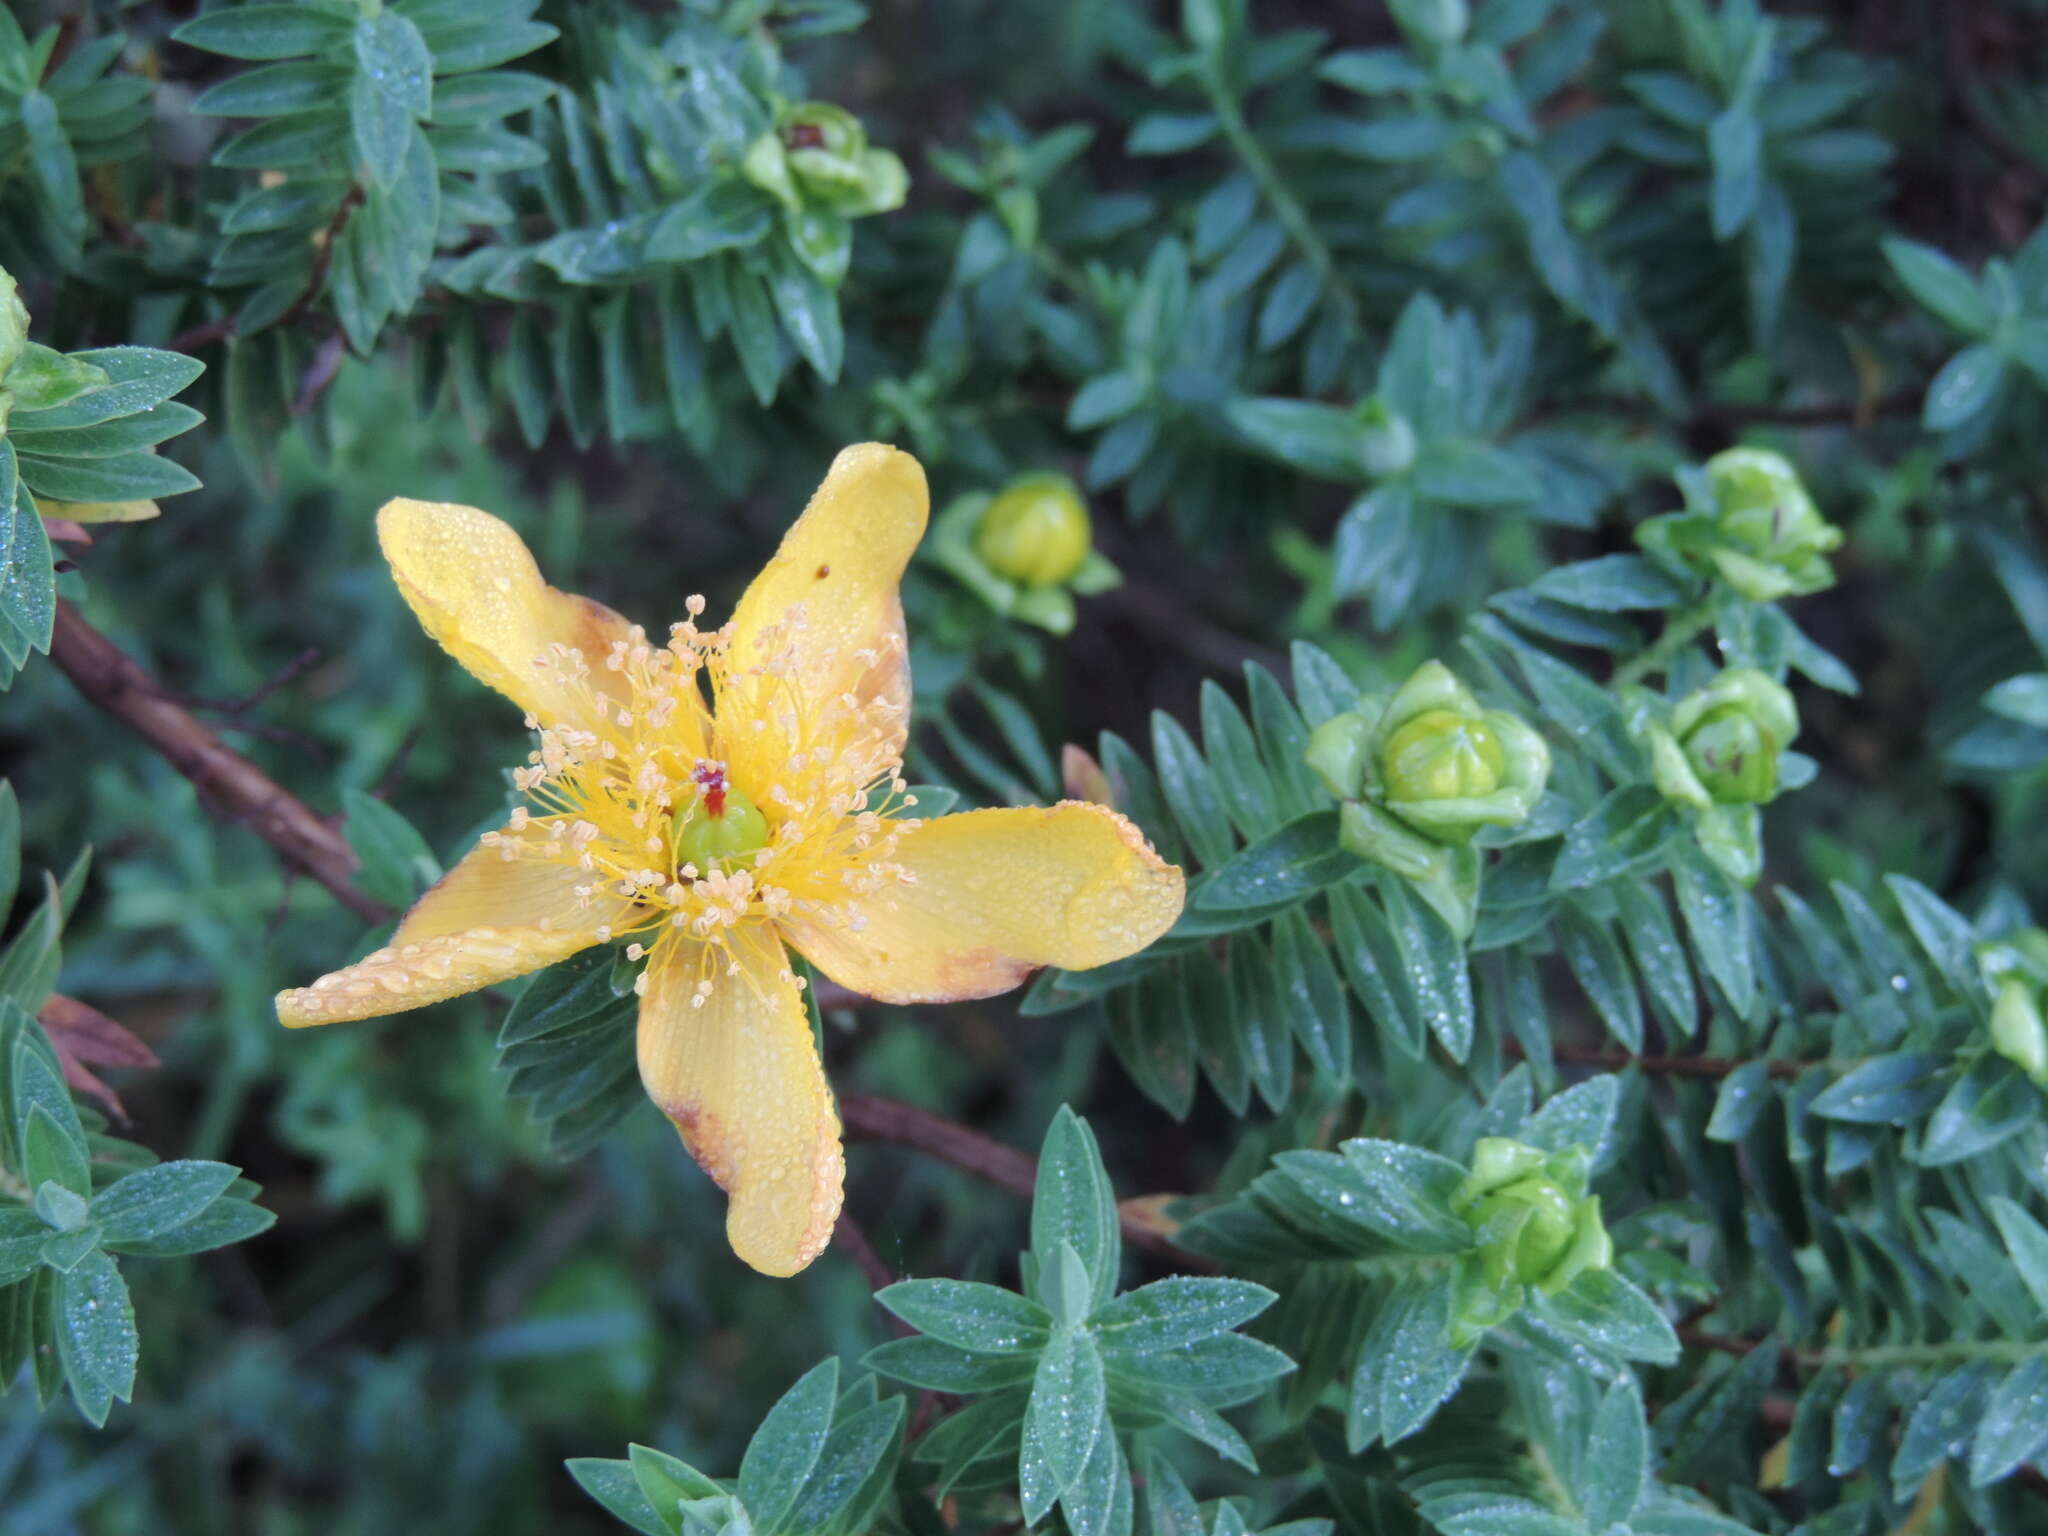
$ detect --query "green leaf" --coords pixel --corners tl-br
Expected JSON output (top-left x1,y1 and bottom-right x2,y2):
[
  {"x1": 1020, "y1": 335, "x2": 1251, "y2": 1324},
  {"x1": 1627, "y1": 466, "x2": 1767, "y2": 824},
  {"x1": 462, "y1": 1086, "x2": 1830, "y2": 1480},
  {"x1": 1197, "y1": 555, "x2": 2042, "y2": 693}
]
[
  {"x1": 1522, "y1": 1075, "x2": 1621, "y2": 1165},
  {"x1": 93, "y1": 1160, "x2": 240, "y2": 1246},
  {"x1": 342, "y1": 788, "x2": 441, "y2": 907},
  {"x1": 1031, "y1": 1107, "x2": 1120, "y2": 1311},
  {"x1": 568, "y1": 1458, "x2": 671, "y2": 1536},
  {"x1": 174, "y1": 5, "x2": 353, "y2": 59},
  {"x1": 192, "y1": 58, "x2": 345, "y2": 117},
  {"x1": 55, "y1": 1248, "x2": 137, "y2": 1427},
  {"x1": 1380, "y1": 878, "x2": 1474, "y2": 1062},
  {"x1": 351, "y1": 11, "x2": 432, "y2": 188},
  {"x1": 877, "y1": 1280, "x2": 1052, "y2": 1354},
  {"x1": 0, "y1": 1207, "x2": 44, "y2": 1285},
  {"x1": 1378, "y1": 1282, "x2": 1476, "y2": 1444},
  {"x1": 863, "y1": 1336, "x2": 1040, "y2": 1393},
  {"x1": 1918, "y1": 1053, "x2": 2037, "y2": 1166},
  {"x1": 738, "y1": 1358, "x2": 837, "y2": 1531},
  {"x1": 1882, "y1": 237, "x2": 1992, "y2": 336},
  {"x1": 1669, "y1": 838, "x2": 1755, "y2": 1014},
  {"x1": 111, "y1": 1197, "x2": 275, "y2": 1257},
  {"x1": 1582, "y1": 1379, "x2": 1649, "y2": 1527},
  {"x1": 1530, "y1": 554, "x2": 1689, "y2": 612},
  {"x1": 1924, "y1": 344, "x2": 2005, "y2": 434},
  {"x1": 0, "y1": 472, "x2": 55, "y2": 659},
  {"x1": 1025, "y1": 1328, "x2": 1107, "y2": 1510},
  {"x1": 626, "y1": 1443, "x2": 721, "y2": 1531},
  {"x1": 1225, "y1": 399, "x2": 1364, "y2": 481},
  {"x1": 1558, "y1": 906, "x2": 1644, "y2": 1052},
  {"x1": 1970, "y1": 1358, "x2": 2048, "y2": 1486},
  {"x1": 1090, "y1": 1278, "x2": 1274, "y2": 1356},
  {"x1": 1194, "y1": 811, "x2": 1353, "y2": 912},
  {"x1": 1707, "y1": 1060, "x2": 1775, "y2": 1142},
  {"x1": 783, "y1": 1395, "x2": 904, "y2": 1535},
  {"x1": 16, "y1": 450, "x2": 200, "y2": 503},
  {"x1": 1989, "y1": 1196, "x2": 2048, "y2": 1313},
  {"x1": 1150, "y1": 711, "x2": 1234, "y2": 871},
  {"x1": 1808, "y1": 1053, "x2": 1946, "y2": 1124},
  {"x1": 5, "y1": 345, "x2": 110, "y2": 413},
  {"x1": 1552, "y1": 787, "x2": 1676, "y2": 891},
  {"x1": 1527, "y1": 1270, "x2": 1678, "y2": 1363},
  {"x1": 1707, "y1": 108, "x2": 1762, "y2": 237}
]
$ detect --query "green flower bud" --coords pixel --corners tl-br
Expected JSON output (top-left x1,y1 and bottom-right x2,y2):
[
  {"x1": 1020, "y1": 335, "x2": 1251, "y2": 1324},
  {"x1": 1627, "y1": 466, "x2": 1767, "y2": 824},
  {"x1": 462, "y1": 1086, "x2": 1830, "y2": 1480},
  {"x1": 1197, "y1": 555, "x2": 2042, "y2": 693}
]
[
  {"x1": 1373, "y1": 662, "x2": 1550, "y2": 845},
  {"x1": 1306, "y1": 709, "x2": 1374, "y2": 801},
  {"x1": 743, "y1": 102, "x2": 908, "y2": 218},
  {"x1": 1667, "y1": 668, "x2": 1799, "y2": 807},
  {"x1": 673, "y1": 770, "x2": 770, "y2": 874},
  {"x1": 0, "y1": 267, "x2": 25, "y2": 382},
  {"x1": 1636, "y1": 448, "x2": 1844, "y2": 603},
  {"x1": 1991, "y1": 977, "x2": 2048, "y2": 1085},
  {"x1": 1383, "y1": 709, "x2": 1506, "y2": 802},
  {"x1": 974, "y1": 473, "x2": 1091, "y2": 586},
  {"x1": 1707, "y1": 448, "x2": 1840, "y2": 565},
  {"x1": 1356, "y1": 395, "x2": 1418, "y2": 478},
  {"x1": 1449, "y1": 1138, "x2": 1612, "y2": 1333}
]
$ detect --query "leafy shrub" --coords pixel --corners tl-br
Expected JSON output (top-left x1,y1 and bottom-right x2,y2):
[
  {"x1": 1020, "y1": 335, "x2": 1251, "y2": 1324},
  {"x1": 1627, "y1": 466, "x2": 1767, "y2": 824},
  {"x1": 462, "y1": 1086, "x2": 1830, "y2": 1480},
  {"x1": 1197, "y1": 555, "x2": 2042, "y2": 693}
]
[{"x1": 7, "y1": 1, "x2": 2048, "y2": 1534}]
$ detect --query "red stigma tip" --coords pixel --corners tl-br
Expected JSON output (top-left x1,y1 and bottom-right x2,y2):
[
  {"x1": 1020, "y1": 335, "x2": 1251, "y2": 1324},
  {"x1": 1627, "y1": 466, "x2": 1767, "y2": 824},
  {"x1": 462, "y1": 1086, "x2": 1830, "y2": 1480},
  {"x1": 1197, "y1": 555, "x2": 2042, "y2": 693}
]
[{"x1": 692, "y1": 761, "x2": 729, "y2": 818}]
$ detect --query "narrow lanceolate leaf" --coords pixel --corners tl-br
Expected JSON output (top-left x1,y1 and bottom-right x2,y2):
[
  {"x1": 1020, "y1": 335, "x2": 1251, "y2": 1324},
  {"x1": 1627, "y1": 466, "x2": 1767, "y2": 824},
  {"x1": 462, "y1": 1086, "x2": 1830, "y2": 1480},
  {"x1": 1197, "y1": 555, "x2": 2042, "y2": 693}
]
[
  {"x1": 1970, "y1": 1357, "x2": 2048, "y2": 1486},
  {"x1": 878, "y1": 1280, "x2": 1053, "y2": 1354},
  {"x1": 1024, "y1": 1328, "x2": 1106, "y2": 1507},
  {"x1": 1089, "y1": 1278, "x2": 1275, "y2": 1357},
  {"x1": 55, "y1": 1250, "x2": 138, "y2": 1427},
  {"x1": 1032, "y1": 1107, "x2": 1120, "y2": 1311},
  {"x1": 92, "y1": 1160, "x2": 240, "y2": 1246},
  {"x1": 1194, "y1": 810, "x2": 1354, "y2": 912},
  {"x1": 738, "y1": 1358, "x2": 837, "y2": 1532}
]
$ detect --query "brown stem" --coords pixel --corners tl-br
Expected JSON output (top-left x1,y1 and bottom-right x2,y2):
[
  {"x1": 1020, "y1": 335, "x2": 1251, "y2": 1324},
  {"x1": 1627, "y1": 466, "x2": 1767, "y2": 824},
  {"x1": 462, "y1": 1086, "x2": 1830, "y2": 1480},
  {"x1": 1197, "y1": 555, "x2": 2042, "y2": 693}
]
[
  {"x1": 49, "y1": 600, "x2": 390, "y2": 925},
  {"x1": 168, "y1": 187, "x2": 364, "y2": 355},
  {"x1": 839, "y1": 1092, "x2": 1216, "y2": 1272}
]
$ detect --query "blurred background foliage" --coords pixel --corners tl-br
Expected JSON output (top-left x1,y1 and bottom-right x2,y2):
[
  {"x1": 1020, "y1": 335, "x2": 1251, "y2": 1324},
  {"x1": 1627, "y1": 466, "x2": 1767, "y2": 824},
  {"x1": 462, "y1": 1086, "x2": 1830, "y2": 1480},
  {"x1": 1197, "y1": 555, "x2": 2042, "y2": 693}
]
[{"x1": 6, "y1": 0, "x2": 2048, "y2": 1531}]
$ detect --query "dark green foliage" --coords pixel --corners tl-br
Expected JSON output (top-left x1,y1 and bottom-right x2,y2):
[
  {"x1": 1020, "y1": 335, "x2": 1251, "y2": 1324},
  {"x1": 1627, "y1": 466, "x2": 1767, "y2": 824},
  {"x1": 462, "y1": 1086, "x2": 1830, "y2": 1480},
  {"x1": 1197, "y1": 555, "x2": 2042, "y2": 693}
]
[{"x1": 11, "y1": 0, "x2": 2048, "y2": 1532}]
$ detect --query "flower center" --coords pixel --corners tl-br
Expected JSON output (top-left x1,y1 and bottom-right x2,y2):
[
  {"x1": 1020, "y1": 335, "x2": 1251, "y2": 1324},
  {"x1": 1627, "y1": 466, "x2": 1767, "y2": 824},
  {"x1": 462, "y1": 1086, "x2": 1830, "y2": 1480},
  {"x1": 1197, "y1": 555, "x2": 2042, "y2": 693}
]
[
  {"x1": 471, "y1": 598, "x2": 924, "y2": 1006},
  {"x1": 674, "y1": 761, "x2": 770, "y2": 874},
  {"x1": 1381, "y1": 709, "x2": 1505, "y2": 801}
]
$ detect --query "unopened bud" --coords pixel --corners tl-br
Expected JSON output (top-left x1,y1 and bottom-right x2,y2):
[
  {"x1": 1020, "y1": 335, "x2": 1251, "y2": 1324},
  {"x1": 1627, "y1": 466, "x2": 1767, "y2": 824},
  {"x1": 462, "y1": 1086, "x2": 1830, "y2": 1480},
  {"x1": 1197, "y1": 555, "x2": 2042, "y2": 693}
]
[
  {"x1": 1356, "y1": 395, "x2": 1418, "y2": 479},
  {"x1": 1383, "y1": 709, "x2": 1506, "y2": 802},
  {"x1": 975, "y1": 473, "x2": 1091, "y2": 587}
]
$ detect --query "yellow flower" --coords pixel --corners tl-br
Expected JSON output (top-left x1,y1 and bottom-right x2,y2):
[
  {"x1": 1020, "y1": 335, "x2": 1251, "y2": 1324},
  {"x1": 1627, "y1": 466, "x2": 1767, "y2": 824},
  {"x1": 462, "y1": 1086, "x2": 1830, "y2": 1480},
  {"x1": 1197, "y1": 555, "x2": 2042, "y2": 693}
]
[{"x1": 275, "y1": 445, "x2": 1185, "y2": 1277}]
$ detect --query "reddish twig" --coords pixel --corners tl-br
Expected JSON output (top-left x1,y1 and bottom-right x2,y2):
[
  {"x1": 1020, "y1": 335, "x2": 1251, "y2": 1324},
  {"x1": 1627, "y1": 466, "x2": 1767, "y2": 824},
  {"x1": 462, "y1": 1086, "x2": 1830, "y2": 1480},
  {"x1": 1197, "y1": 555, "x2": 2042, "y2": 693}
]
[
  {"x1": 49, "y1": 600, "x2": 390, "y2": 925},
  {"x1": 167, "y1": 187, "x2": 364, "y2": 355},
  {"x1": 839, "y1": 1092, "x2": 1216, "y2": 1271}
]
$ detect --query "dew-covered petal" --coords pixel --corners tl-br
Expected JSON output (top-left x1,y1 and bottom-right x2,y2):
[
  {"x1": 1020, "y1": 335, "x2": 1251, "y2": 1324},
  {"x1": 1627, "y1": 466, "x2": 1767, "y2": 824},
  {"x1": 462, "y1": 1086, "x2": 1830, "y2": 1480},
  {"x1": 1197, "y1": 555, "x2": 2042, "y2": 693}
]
[
  {"x1": 783, "y1": 802, "x2": 1184, "y2": 1004},
  {"x1": 378, "y1": 496, "x2": 635, "y2": 729},
  {"x1": 275, "y1": 840, "x2": 632, "y2": 1027},
  {"x1": 637, "y1": 927, "x2": 844, "y2": 1277},
  {"x1": 721, "y1": 444, "x2": 927, "y2": 786}
]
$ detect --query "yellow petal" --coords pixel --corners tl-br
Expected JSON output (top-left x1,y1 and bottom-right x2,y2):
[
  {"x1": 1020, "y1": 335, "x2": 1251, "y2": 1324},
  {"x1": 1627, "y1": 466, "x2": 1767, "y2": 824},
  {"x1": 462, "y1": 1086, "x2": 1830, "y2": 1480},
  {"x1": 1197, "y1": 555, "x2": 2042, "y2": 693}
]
[
  {"x1": 721, "y1": 444, "x2": 927, "y2": 785},
  {"x1": 637, "y1": 928, "x2": 843, "y2": 1276},
  {"x1": 378, "y1": 497, "x2": 635, "y2": 728},
  {"x1": 783, "y1": 801, "x2": 1184, "y2": 1004},
  {"x1": 275, "y1": 841, "x2": 632, "y2": 1027},
  {"x1": 34, "y1": 496, "x2": 160, "y2": 524}
]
